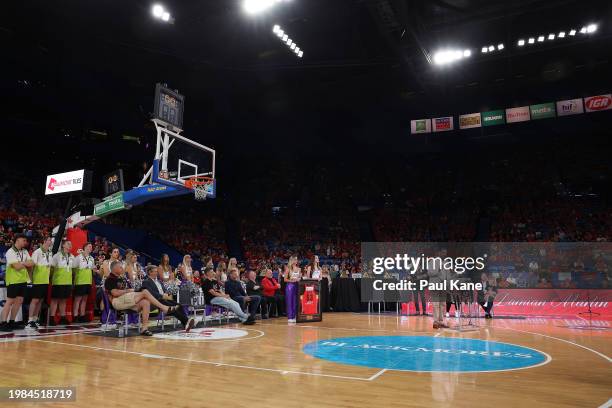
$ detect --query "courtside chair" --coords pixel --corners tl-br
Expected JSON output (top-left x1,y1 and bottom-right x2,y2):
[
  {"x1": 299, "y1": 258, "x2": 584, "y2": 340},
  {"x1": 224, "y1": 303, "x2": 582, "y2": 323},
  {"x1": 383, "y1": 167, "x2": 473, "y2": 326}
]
[{"x1": 100, "y1": 290, "x2": 141, "y2": 337}]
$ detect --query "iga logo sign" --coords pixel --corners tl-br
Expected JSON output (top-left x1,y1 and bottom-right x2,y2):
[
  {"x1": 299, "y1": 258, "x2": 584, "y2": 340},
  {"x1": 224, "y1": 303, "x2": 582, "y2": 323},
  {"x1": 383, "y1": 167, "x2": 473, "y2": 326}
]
[
  {"x1": 153, "y1": 327, "x2": 250, "y2": 341},
  {"x1": 584, "y1": 94, "x2": 612, "y2": 112}
]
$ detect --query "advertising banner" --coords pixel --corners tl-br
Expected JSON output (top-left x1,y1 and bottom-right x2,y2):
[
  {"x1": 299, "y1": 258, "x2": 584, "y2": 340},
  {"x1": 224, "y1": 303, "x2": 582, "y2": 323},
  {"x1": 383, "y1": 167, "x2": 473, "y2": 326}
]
[
  {"x1": 459, "y1": 112, "x2": 482, "y2": 129},
  {"x1": 45, "y1": 169, "x2": 87, "y2": 195},
  {"x1": 584, "y1": 94, "x2": 612, "y2": 112},
  {"x1": 432, "y1": 116, "x2": 454, "y2": 132},
  {"x1": 410, "y1": 119, "x2": 431, "y2": 134},
  {"x1": 481, "y1": 110, "x2": 505, "y2": 126},
  {"x1": 529, "y1": 102, "x2": 556, "y2": 120},
  {"x1": 505, "y1": 106, "x2": 531, "y2": 123},
  {"x1": 556, "y1": 98, "x2": 584, "y2": 116}
]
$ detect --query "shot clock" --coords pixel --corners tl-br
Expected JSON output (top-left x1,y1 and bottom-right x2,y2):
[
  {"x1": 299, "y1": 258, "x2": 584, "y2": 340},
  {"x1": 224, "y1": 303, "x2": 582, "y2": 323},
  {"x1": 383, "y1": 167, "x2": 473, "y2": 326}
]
[{"x1": 153, "y1": 83, "x2": 185, "y2": 130}]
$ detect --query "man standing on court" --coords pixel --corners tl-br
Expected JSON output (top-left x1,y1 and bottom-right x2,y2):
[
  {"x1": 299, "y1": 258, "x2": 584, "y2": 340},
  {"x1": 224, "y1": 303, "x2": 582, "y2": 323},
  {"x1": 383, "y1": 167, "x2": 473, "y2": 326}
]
[
  {"x1": 26, "y1": 236, "x2": 53, "y2": 330},
  {"x1": 0, "y1": 234, "x2": 34, "y2": 332}
]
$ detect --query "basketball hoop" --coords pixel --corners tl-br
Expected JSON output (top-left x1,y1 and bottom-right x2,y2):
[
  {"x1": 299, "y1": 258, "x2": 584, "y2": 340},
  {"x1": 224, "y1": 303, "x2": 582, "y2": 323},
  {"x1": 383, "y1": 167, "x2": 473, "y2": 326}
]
[{"x1": 185, "y1": 176, "x2": 214, "y2": 201}]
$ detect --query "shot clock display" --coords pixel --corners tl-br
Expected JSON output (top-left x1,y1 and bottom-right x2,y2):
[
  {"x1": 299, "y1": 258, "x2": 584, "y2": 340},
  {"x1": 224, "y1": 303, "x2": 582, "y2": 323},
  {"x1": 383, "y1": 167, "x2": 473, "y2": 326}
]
[
  {"x1": 153, "y1": 83, "x2": 184, "y2": 129},
  {"x1": 103, "y1": 169, "x2": 124, "y2": 197}
]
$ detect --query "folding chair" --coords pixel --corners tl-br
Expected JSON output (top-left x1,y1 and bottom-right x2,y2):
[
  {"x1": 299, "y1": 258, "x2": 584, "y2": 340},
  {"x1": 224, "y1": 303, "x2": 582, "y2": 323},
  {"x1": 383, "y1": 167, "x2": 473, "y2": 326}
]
[{"x1": 100, "y1": 290, "x2": 141, "y2": 337}]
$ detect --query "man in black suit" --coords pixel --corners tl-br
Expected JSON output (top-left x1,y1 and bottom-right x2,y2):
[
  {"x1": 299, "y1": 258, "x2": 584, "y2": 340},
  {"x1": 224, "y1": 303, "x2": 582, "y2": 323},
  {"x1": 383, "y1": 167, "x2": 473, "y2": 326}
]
[{"x1": 141, "y1": 265, "x2": 195, "y2": 331}]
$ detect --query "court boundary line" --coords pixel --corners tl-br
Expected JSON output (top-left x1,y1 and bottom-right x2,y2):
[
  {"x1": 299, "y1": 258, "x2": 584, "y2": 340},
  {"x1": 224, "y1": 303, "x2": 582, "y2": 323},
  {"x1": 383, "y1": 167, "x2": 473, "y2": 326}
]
[
  {"x1": 598, "y1": 398, "x2": 612, "y2": 408},
  {"x1": 500, "y1": 326, "x2": 612, "y2": 363},
  {"x1": 30, "y1": 338, "x2": 377, "y2": 382}
]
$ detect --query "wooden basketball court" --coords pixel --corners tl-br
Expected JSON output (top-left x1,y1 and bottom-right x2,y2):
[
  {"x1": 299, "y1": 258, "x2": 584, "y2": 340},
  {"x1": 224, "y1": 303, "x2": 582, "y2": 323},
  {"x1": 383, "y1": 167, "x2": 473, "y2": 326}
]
[{"x1": 1, "y1": 314, "x2": 610, "y2": 408}]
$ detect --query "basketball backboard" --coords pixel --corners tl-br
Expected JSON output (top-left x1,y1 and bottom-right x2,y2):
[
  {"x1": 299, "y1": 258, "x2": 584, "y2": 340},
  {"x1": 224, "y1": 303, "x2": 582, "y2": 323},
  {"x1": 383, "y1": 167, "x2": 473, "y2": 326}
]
[{"x1": 138, "y1": 119, "x2": 216, "y2": 199}]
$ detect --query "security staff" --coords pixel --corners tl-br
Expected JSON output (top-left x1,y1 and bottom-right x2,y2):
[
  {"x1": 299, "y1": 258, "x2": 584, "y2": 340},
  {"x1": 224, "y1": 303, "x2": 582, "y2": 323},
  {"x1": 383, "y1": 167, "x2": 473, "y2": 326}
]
[
  {"x1": 26, "y1": 236, "x2": 53, "y2": 330},
  {"x1": 49, "y1": 240, "x2": 75, "y2": 326},
  {"x1": 72, "y1": 242, "x2": 96, "y2": 323},
  {"x1": 0, "y1": 234, "x2": 33, "y2": 332}
]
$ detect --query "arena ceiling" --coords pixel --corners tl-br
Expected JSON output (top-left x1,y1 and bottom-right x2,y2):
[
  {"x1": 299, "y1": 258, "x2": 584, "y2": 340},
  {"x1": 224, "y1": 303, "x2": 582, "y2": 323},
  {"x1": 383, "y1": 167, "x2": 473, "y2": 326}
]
[{"x1": 3, "y1": 0, "x2": 612, "y2": 156}]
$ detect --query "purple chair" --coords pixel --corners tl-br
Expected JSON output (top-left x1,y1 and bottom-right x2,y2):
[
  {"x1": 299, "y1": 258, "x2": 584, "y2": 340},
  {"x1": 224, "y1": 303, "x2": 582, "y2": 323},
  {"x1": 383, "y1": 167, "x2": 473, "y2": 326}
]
[{"x1": 101, "y1": 290, "x2": 141, "y2": 336}]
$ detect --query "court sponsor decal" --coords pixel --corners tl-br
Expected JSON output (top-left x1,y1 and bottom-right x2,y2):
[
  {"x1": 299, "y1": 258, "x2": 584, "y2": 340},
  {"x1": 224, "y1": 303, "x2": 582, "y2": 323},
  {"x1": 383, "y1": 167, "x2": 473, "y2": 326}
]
[
  {"x1": 153, "y1": 327, "x2": 249, "y2": 341},
  {"x1": 303, "y1": 336, "x2": 550, "y2": 372}
]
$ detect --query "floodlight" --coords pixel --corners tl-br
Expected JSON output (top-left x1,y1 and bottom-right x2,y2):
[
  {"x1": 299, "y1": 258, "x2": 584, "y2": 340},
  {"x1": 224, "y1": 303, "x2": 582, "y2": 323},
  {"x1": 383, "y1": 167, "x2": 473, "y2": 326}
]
[
  {"x1": 497, "y1": 43, "x2": 504, "y2": 50},
  {"x1": 298, "y1": 51, "x2": 303, "y2": 57},
  {"x1": 282, "y1": 34, "x2": 288, "y2": 41},
  {"x1": 273, "y1": 25, "x2": 280, "y2": 33},
  {"x1": 277, "y1": 29, "x2": 284, "y2": 37},
  {"x1": 290, "y1": 43, "x2": 296, "y2": 49},
  {"x1": 488, "y1": 45, "x2": 494, "y2": 52},
  {"x1": 152, "y1": 4, "x2": 164, "y2": 18},
  {"x1": 580, "y1": 26, "x2": 587, "y2": 34},
  {"x1": 243, "y1": 0, "x2": 290, "y2": 15},
  {"x1": 481, "y1": 47, "x2": 488, "y2": 53},
  {"x1": 518, "y1": 39, "x2": 525, "y2": 46},
  {"x1": 528, "y1": 38, "x2": 535, "y2": 44},
  {"x1": 294, "y1": 47, "x2": 300, "y2": 53},
  {"x1": 587, "y1": 24, "x2": 597, "y2": 33},
  {"x1": 463, "y1": 49, "x2": 471, "y2": 57},
  {"x1": 537, "y1": 36, "x2": 544, "y2": 42},
  {"x1": 569, "y1": 29, "x2": 576, "y2": 36},
  {"x1": 287, "y1": 39, "x2": 293, "y2": 46},
  {"x1": 548, "y1": 34, "x2": 555, "y2": 40},
  {"x1": 161, "y1": 12, "x2": 170, "y2": 21},
  {"x1": 558, "y1": 31, "x2": 565, "y2": 38}
]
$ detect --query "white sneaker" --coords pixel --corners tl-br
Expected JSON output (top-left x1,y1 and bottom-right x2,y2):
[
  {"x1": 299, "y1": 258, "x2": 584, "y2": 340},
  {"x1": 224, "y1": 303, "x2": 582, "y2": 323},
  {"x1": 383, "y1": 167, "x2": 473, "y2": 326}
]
[
  {"x1": 25, "y1": 321, "x2": 39, "y2": 331},
  {"x1": 455, "y1": 311, "x2": 460, "y2": 318},
  {"x1": 445, "y1": 312, "x2": 450, "y2": 318},
  {"x1": 288, "y1": 318, "x2": 297, "y2": 323}
]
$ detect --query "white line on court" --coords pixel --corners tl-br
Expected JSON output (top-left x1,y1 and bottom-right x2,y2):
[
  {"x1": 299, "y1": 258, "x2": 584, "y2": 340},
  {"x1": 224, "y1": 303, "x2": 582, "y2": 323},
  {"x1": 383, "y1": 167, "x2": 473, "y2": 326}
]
[
  {"x1": 500, "y1": 326, "x2": 612, "y2": 363},
  {"x1": 598, "y1": 398, "x2": 612, "y2": 408},
  {"x1": 31, "y1": 338, "x2": 377, "y2": 382},
  {"x1": 367, "y1": 369, "x2": 387, "y2": 381}
]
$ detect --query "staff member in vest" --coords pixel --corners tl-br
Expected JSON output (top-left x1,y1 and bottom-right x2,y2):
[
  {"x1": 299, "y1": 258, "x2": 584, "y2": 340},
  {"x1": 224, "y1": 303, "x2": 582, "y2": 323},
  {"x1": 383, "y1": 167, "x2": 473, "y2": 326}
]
[
  {"x1": 72, "y1": 242, "x2": 95, "y2": 323},
  {"x1": 0, "y1": 234, "x2": 34, "y2": 332},
  {"x1": 49, "y1": 240, "x2": 75, "y2": 326},
  {"x1": 26, "y1": 236, "x2": 53, "y2": 331}
]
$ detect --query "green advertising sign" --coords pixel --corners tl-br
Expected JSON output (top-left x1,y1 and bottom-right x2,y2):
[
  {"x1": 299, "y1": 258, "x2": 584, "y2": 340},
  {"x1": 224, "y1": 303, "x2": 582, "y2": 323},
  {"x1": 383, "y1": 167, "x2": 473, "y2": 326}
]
[
  {"x1": 481, "y1": 110, "x2": 505, "y2": 126},
  {"x1": 530, "y1": 102, "x2": 556, "y2": 120},
  {"x1": 94, "y1": 193, "x2": 125, "y2": 217}
]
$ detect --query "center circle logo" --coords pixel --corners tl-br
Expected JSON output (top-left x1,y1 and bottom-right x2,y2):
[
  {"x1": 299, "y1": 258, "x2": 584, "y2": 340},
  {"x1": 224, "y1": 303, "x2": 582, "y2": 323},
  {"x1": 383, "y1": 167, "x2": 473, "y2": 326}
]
[
  {"x1": 153, "y1": 328, "x2": 249, "y2": 341},
  {"x1": 303, "y1": 336, "x2": 550, "y2": 372}
]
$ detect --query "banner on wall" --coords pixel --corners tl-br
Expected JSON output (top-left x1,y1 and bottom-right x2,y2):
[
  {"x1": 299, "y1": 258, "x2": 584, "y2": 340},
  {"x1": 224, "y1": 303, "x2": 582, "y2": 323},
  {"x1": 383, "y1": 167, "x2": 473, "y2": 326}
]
[
  {"x1": 584, "y1": 94, "x2": 612, "y2": 112},
  {"x1": 529, "y1": 102, "x2": 556, "y2": 120},
  {"x1": 410, "y1": 119, "x2": 431, "y2": 134},
  {"x1": 556, "y1": 98, "x2": 584, "y2": 116},
  {"x1": 506, "y1": 106, "x2": 531, "y2": 123},
  {"x1": 432, "y1": 116, "x2": 454, "y2": 132},
  {"x1": 458, "y1": 113, "x2": 482, "y2": 129},
  {"x1": 481, "y1": 110, "x2": 505, "y2": 126}
]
